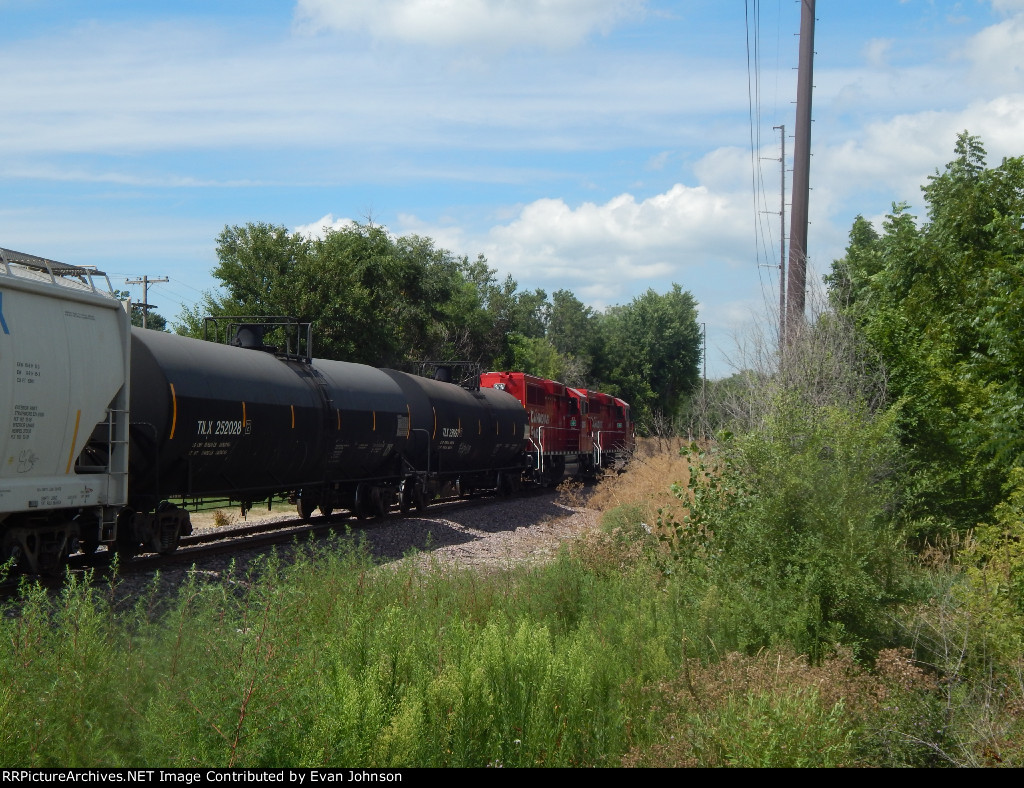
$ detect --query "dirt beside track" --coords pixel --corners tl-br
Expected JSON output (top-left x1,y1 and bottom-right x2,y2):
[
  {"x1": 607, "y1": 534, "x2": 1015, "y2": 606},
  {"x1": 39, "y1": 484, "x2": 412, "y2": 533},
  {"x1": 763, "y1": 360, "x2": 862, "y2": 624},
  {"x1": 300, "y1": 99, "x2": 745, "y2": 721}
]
[
  {"x1": 86, "y1": 490, "x2": 603, "y2": 609},
  {"x1": 187, "y1": 492, "x2": 599, "y2": 570}
]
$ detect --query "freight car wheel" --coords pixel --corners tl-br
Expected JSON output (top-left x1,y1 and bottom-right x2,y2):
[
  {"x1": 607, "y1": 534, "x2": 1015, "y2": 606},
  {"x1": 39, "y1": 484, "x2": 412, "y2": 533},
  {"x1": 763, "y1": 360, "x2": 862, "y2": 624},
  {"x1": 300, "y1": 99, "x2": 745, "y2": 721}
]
[
  {"x1": 1, "y1": 530, "x2": 25, "y2": 571},
  {"x1": 406, "y1": 481, "x2": 427, "y2": 513},
  {"x1": 81, "y1": 533, "x2": 100, "y2": 556},
  {"x1": 115, "y1": 510, "x2": 139, "y2": 561},
  {"x1": 353, "y1": 484, "x2": 372, "y2": 520},
  {"x1": 541, "y1": 457, "x2": 566, "y2": 487},
  {"x1": 296, "y1": 495, "x2": 319, "y2": 523},
  {"x1": 115, "y1": 534, "x2": 138, "y2": 560},
  {"x1": 158, "y1": 530, "x2": 180, "y2": 556},
  {"x1": 74, "y1": 514, "x2": 100, "y2": 556},
  {"x1": 399, "y1": 480, "x2": 414, "y2": 514},
  {"x1": 37, "y1": 544, "x2": 67, "y2": 577},
  {"x1": 373, "y1": 488, "x2": 388, "y2": 519},
  {"x1": 156, "y1": 502, "x2": 186, "y2": 555}
]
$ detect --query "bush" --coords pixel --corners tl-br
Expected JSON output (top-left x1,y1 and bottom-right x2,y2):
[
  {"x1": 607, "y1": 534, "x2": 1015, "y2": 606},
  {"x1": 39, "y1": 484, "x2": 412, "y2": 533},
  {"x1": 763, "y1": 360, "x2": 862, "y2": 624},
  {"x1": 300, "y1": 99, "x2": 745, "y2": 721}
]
[
  {"x1": 661, "y1": 394, "x2": 909, "y2": 659},
  {"x1": 963, "y1": 466, "x2": 1024, "y2": 664},
  {"x1": 623, "y1": 649, "x2": 871, "y2": 767}
]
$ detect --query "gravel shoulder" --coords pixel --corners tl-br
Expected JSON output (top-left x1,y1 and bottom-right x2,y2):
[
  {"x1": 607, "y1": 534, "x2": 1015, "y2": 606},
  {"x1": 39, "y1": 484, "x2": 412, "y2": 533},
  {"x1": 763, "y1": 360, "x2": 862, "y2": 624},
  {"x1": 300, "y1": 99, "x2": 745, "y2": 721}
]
[
  {"x1": 94, "y1": 492, "x2": 602, "y2": 606},
  {"x1": 190, "y1": 491, "x2": 598, "y2": 570}
]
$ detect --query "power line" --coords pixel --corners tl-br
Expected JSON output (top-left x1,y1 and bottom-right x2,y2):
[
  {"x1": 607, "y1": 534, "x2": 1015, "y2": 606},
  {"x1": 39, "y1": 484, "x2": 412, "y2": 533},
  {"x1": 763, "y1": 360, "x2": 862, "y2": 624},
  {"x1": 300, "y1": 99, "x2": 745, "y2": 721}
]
[{"x1": 747, "y1": 0, "x2": 775, "y2": 314}]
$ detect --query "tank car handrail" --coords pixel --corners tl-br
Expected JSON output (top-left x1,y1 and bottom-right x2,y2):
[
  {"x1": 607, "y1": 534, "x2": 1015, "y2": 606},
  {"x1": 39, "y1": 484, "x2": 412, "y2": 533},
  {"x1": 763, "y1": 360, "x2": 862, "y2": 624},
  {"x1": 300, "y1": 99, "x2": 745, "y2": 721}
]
[
  {"x1": 202, "y1": 315, "x2": 314, "y2": 363},
  {"x1": 417, "y1": 360, "x2": 482, "y2": 390}
]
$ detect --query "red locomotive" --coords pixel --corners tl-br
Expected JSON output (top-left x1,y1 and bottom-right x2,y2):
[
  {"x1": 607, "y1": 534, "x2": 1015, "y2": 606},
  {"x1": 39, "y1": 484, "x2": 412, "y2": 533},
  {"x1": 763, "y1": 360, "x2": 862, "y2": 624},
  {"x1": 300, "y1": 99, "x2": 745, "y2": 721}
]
[
  {"x1": 480, "y1": 372, "x2": 634, "y2": 485},
  {"x1": 572, "y1": 388, "x2": 634, "y2": 472}
]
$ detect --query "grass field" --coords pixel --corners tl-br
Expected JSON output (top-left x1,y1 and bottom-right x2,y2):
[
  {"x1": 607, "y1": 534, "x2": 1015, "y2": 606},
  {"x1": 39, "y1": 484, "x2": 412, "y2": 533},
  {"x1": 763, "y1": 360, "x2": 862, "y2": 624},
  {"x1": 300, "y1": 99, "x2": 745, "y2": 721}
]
[{"x1": 1, "y1": 440, "x2": 1022, "y2": 767}]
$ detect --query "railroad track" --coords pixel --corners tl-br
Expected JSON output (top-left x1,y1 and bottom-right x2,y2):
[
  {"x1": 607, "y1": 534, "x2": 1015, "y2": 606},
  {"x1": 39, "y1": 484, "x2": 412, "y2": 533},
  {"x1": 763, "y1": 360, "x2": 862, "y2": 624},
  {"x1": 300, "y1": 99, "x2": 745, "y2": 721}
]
[{"x1": 0, "y1": 486, "x2": 563, "y2": 599}]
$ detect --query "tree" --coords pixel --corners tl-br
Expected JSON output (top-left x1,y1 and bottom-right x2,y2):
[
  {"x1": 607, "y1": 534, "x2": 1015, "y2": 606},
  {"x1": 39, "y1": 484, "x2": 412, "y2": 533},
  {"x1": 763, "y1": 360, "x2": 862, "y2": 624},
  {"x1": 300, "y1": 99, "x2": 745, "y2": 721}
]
[
  {"x1": 594, "y1": 284, "x2": 702, "y2": 429},
  {"x1": 505, "y1": 334, "x2": 565, "y2": 381},
  {"x1": 114, "y1": 289, "x2": 168, "y2": 331},
  {"x1": 178, "y1": 222, "x2": 494, "y2": 367},
  {"x1": 827, "y1": 132, "x2": 1024, "y2": 532},
  {"x1": 545, "y1": 289, "x2": 598, "y2": 385}
]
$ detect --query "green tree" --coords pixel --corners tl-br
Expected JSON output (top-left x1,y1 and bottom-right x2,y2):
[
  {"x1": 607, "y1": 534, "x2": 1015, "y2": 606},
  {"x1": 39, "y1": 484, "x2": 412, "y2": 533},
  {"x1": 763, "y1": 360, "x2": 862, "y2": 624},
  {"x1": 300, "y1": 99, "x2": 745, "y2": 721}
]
[
  {"x1": 827, "y1": 132, "x2": 1024, "y2": 532},
  {"x1": 175, "y1": 222, "x2": 310, "y2": 340},
  {"x1": 505, "y1": 334, "x2": 565, "y2": 381},
  {"x1": 114, "y1": 289, "x2": 168, "y2": 331},
  {"x1": 544, "y1": 289, "x2": 598, "y2": 385},
  {"x1": 594, "y1": 284, "x2": 702, "y2": 429},
  {"x1": 178, "y1": 222, "x2": 493, "y2": 367}
]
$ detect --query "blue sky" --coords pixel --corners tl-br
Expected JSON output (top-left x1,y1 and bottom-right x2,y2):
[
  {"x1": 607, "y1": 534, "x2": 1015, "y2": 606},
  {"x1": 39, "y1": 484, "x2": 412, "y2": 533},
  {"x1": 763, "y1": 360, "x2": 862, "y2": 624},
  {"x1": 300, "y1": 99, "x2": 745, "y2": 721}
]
[{"x1": 2, "y1": 0, "x2": 1023, "y2": 377}]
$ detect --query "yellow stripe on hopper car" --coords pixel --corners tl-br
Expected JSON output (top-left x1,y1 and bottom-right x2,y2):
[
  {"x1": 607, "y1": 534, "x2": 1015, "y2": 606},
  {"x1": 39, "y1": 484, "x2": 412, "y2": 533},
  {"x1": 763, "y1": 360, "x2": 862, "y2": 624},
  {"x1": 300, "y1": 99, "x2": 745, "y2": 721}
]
[{"x1": 65, "y1": 409, "x2": 82, "y2": 474}]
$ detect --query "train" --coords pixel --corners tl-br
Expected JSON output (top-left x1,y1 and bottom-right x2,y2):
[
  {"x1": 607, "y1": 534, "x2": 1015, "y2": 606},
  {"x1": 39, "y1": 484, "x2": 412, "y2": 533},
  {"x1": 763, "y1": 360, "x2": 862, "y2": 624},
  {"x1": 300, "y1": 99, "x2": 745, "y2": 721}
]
[{"x1": 0, "y1": 247, "x2": 634, "y2": 574}]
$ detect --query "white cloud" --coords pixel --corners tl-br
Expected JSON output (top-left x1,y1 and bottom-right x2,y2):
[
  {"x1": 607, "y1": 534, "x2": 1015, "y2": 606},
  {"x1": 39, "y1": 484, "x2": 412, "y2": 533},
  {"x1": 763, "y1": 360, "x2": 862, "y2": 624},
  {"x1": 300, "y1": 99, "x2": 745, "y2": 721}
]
[
  {"x1": 293, "y1": 0, "x2": 645, "y2": 50},
  {"x1": 0, "y1": 161, "x2": 260, "y2": 188},
  {"x1": 992, "y1": 0, "x2": 1024, "y2": 14},
  {"x1": 464, "y1": 183, "x2": 750, "y2": 305},
  {"x1": 814, "y1": 94, "x2": 1024, "y2": 212},
  {"x1": 962, "y1": 12, "x2": 1024, "y2": 90},
  {"x1": 0, "y1": 17, "x2": 748, "y2": 158},
  {"x1": 863, "y1": 38, "x2": 894, "y2": 69},
  {"x1": 294, "y1": 213, "x2": 356, "y2": 239},
  {"x1": 644, "y1": 151, "x2": 672, "y2": 171},
  {"x1": 693, "y1": 146, "x2": 752, "y2": 193}
]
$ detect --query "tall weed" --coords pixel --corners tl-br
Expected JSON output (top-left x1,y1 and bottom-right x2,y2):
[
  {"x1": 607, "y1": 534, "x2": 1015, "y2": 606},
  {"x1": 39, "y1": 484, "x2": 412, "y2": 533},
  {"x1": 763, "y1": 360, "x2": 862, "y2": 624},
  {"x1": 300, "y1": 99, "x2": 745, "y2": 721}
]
[
  {"x1": 659, "y1": 395, "x2": 909, "y2": 659},
  {"x1": 962, "y1": 466, "x2": 1024, "y2": 664},
  {"x1": 0, "y1": 536, "x2": 680, "y2": 767}
]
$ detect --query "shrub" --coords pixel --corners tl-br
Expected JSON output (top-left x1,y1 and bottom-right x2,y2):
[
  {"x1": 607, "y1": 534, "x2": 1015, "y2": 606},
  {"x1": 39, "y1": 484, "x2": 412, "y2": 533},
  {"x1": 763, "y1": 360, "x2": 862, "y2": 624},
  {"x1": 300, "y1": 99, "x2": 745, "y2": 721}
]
[
  {"x1": 662, "y1": 395, "x2": 909, "y2": 659},
  {"x1": 963, "y1": 466, "x2": 1024, "y2": 664},
  {"x1": 623, "y1": 649, "x2": 869, "y2": 767}
]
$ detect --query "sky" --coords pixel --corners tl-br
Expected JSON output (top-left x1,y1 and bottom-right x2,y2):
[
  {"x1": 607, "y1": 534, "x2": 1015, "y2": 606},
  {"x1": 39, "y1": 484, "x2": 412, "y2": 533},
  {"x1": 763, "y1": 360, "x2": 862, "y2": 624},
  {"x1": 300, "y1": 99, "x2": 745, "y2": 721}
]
[{"x1": 2, "y1": 0, "x2": 1023, "y2": 378}]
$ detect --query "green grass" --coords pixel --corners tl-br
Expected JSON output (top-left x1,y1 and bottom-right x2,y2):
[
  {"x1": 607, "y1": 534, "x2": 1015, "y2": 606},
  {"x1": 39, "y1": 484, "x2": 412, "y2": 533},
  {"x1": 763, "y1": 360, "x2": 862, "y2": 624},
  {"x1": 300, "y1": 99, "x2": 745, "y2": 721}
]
[
  {"x1": 3, "y1": 496, "x2": 1024, "y2": 767},
  {"x1": 0, "y1": 537, "x2": 681, "y2": 767}
]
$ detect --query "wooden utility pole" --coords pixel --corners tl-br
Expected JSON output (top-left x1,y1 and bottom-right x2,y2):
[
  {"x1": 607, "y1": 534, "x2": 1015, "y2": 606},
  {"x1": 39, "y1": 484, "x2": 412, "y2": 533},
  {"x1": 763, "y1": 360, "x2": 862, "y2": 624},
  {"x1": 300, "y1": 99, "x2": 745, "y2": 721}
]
[
  {"x1": 702, "y1": 322, "x2": 707, "y2": 400},
  {"x1": 774, "y1": 124, "x2": 786, "y2": 351},
  {"x1": 786, "y1": 0, "x2": 815, "y2": 335},
  {"x1": 126, "y1": 274, "x2": 168, "y2": 329}
]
